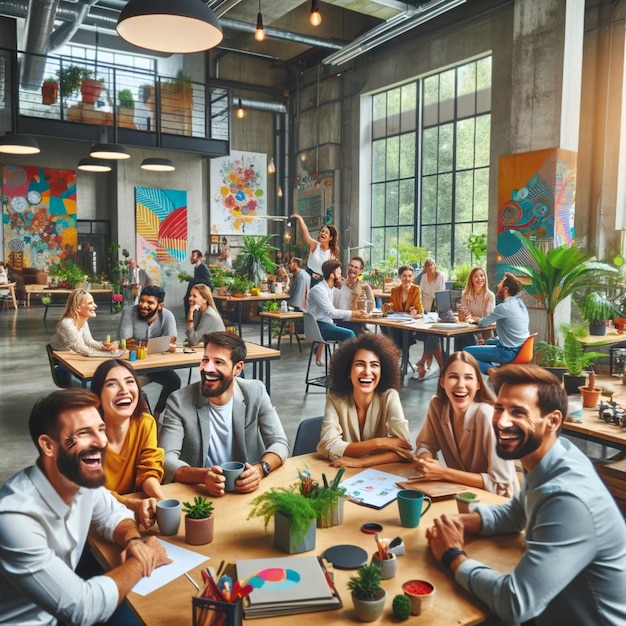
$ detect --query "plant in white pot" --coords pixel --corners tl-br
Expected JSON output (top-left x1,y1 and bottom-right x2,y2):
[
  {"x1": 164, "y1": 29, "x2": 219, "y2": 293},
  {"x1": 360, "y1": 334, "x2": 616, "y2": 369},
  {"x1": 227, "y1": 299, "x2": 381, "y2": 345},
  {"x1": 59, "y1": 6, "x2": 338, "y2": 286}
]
[
  {"x1": 347, "y1": 562, "x2": 386, "y2": 622},
  {"x1": 182, "y1": 496, "x2": 214, "y2": 545}
]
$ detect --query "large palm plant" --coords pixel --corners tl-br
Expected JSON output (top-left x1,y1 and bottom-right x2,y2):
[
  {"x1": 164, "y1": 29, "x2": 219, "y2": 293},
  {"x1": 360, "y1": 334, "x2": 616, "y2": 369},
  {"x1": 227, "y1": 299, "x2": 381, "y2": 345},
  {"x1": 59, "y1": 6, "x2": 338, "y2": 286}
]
[
  {"x1": 505, "y1": 230, "x2": 618, "y2": 345},
  {"x1": 234, "y1": 234, "x2": 278, "y2": 283}
]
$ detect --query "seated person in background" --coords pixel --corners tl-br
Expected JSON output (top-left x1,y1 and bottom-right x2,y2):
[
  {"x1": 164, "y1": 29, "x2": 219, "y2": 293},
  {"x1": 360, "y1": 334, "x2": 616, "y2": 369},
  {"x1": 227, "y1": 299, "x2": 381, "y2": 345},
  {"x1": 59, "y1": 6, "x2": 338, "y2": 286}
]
[
  {"x1": 415, "y1": 351, "x2": 519, "y2": 497},
  {"x1": 425, "y1": 364, "x2": 626, "y2": 626},
  {"x1": 317, "y1": 333, "x2": 413, "y2": 467},
  {"x1": 183, "y1": 250, "x2": 213, "y2": 317},
  {"x1": 5, "y1": 263, "x2": 25, "y2": 304},
  {"x1": 185, "y1": 284, "x2": 225, "y2": 346},
  {"x1": 0, "y1": 389, "x2": 170, "y2": 625},
  {"x1": 275, "y1": 264, "x2": 291, "y2": 292},
  {"x1": 463, "y1": 272, "x2": 529, "y2": 374},
  {"x1": 50, "y1": 288, "x2": 123, "y2": 357},
  {"x1": 0, "y1": 261, "x2": 9, "y2": 298},
  {"x1": 454, "y1": 267, "x2": 495, "y2": 351},
  {"x1": 118, "y1": 284, "x2": 180, "y2": 417},
  {"x1": 217, "y1": 242, "x2": 232, "y2": 270},
  {"x1": 91, "y1": 359, "x2": 166, "y2": 529},
  {"x1": 332, "y1": 255, "x2": 375, "y2": 334},
  {"x1": 307, "y1": 260, "x2": 368, "y2": 365},
  {"x1": 158, "y1": 332, "x2": 289, "y2": 497},
  {"x1": 287, "y1": 256, "x2": 310, "y2": 311}
]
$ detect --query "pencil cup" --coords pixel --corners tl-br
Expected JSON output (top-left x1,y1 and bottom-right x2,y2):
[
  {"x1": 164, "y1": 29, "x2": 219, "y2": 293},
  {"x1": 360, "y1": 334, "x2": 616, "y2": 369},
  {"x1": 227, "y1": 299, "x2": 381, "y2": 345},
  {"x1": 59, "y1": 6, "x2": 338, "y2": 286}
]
[
  {"x1": 156, "y1": 498, "x2": 181, "y2": 536},
  {"x1": 193, "y1": 595, "x2": 243, "y2": 626}
]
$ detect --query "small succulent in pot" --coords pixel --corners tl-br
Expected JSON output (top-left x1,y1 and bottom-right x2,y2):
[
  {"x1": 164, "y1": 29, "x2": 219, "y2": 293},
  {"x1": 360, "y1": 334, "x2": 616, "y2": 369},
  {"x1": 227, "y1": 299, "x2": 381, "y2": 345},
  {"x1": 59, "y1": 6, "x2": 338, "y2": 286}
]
[{"x1": 182, "y1": 496, "x2": 214, "y2": 519}]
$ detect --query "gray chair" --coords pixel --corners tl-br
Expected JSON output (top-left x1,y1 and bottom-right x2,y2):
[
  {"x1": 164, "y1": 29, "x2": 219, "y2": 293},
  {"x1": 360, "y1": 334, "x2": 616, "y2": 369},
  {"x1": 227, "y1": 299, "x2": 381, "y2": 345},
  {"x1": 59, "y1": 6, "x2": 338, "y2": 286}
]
[
  {"x1": 303, "y1": 312, "x2": 337, "y2": 393},
  {"x1": 292, "y1": 416, "x2": 323, "y2": 456},
  {"x1": 46, "y1": 343, "x2": 72, "y2": 388}
]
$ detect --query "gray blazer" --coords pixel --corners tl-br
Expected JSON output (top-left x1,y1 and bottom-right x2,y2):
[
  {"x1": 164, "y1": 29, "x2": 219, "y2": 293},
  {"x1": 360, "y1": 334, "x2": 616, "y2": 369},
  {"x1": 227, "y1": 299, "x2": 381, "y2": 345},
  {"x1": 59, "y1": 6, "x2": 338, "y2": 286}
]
[{"x1": 158, "y1": 378, "x2": 290, "y2": 482}]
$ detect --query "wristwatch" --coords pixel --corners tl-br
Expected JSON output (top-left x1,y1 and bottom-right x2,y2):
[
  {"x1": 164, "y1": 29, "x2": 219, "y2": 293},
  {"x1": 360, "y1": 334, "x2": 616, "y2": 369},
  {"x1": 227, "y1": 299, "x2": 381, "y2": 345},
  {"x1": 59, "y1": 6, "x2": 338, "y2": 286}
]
[{"x1": 259, "y1": 461, "x2": 271, "y2": 477}]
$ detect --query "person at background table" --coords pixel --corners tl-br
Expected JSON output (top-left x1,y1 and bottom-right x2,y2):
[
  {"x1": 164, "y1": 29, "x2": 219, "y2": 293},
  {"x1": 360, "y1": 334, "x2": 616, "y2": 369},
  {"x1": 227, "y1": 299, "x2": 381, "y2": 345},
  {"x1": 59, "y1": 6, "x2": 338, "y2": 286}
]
[
  {"x1": 158, "y1": 331, "x2": 289, "y2": 497},
  {"x1": 91, "y1": 359, "x2": 166, "y2": 529},
  {"x1": 454, "y1": 266, "x2": 496, "y2": 351},
  {"x1": 183, "y1": 249, "x2": 213, "y2": 316},
  {"x1": 317, "y1": 333, "x2": 412, "y2": 467},
  {"x1": 290, "y1": 213, "x2": 339, "y2": 287},
  {"x1": 5, "y1": 262, "x2": 25, "y2": 304},
  {"x1": 118, "y1": 284, "x2": 180, "y2": 418},
  {"x1": 217, "y1": 241, "x2": 232, "y2": 270},
  {"x1": 186, "y1": 283, "x2": 225, "y2": 346},
  {"x1": 126, "y1": 258, "x2": 152, "y2": 304},
  {"x1": 332, "y1": 255, "x2": 375, "y2": 334},
  {"x1": 275, "y1": 264, "x2": 291, "y2": 292},
  {"x1": 287, "y1": 256, "x2": 310, "y2": 312},
  {"x1": 306, "y1": 259, "x2": 368, "y2": 366},
  {"x1": 0, "y1": 389, "x2": 170, "y2": 625},
  {"x1": 414, "y1": 351, "x2": 519, "y2": 497},
  {"x1": 381, "y1": 264, "x2": 423, "y2": 349},
  {"x1": 425, "y1": 364, "x2": 626, "y2": 626},
  {"x1": 0, "y1": 260, "x2": 9, "y2": 298},
  {"x1": 463, "y1": 272, "x2": 529, "y2": 373},
  {"x1": 50, "y1": 288, "x2": 123, "y2": 359}
]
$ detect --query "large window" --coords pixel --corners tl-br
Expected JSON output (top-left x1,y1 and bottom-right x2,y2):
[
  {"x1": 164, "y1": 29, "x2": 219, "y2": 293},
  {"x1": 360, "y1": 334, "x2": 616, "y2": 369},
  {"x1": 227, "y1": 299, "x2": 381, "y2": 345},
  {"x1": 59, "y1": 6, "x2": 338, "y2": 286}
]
[{"x1": 370, "y1": 56, "x2": 491, "y2": 270}]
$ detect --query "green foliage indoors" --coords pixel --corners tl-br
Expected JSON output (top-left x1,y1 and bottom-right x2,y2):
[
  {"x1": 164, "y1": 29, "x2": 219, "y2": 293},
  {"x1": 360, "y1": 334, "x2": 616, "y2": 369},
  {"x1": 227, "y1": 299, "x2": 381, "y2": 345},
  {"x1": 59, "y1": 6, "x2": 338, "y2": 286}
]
[
  {"x1": 49, "y1": 259, "x2": 87, "y2": 286},
  {"x1": 453, "y1": 262, "x2": 472, "y2": 289},
  {"x1": 298, "y1": 467, "x2": 346, "y2": 517},
  {"x1": 118, "y1": 88, "x2": 135, "y2": 109},
  {"x1": 347, "y1": 563, "x2": 384, "y2": 601},
  {"x1": 392, "y1": 593, "x2": 412, "y2": 620},
  {"x1": 56, "y1": 65, "x2": 92, "y2": 98},
  {"x1": 579, "y1": 291, "x2": 616, "y2": 323},
  {"x1": 561, "y1": 323, "x2": 605, "y2": 376},
  {"x1": 534, "y1": 341, "x2": 566, "y2": 368},
  {"x1": 229, "y1": 275, "x2": 254, "y2": 295},
  {"x1": 182, "y1": 496, "x2": 214, "y2": 519},
  {"x1": 466, "y1": 233, "x2": 487, "y2": 262},
  {"x1": 234, "y1": 234, "x2": 279, "y2": 283},
  {"x1": 248, "y1": 487, "x2": 318, "y2": 545}
]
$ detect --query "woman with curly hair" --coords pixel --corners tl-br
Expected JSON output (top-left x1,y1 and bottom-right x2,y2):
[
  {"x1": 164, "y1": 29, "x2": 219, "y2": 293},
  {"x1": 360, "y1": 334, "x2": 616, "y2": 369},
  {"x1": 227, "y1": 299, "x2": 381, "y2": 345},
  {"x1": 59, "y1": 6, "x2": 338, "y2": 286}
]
[
  {"x1": 91, "y1": 359, "x2": 166, "y2": 528},
  {"x1": 317, "y1": 333, "x2": 413, "y2": 468},
  {"x1": 414, "y1": 351, "x2": 519, "y2": 497}
]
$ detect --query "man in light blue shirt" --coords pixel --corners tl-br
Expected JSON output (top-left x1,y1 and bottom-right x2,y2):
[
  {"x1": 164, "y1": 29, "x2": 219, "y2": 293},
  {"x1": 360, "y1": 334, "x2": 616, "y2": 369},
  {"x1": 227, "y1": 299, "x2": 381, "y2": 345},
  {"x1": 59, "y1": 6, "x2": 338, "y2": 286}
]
[
  {"x1": 463, "y1": 272, "x2": 529, "y2": 373},
  {"x1": 425, "y1": 364, "x2": 626, "y2": 626}
]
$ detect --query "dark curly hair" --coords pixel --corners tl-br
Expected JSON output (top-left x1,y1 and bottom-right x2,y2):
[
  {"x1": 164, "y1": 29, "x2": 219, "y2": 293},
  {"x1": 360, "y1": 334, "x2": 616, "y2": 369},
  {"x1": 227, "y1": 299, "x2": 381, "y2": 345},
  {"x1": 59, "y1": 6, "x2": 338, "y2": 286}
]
[{"x1": 328, "y1": 333, "x2": 401, "y2": 397}]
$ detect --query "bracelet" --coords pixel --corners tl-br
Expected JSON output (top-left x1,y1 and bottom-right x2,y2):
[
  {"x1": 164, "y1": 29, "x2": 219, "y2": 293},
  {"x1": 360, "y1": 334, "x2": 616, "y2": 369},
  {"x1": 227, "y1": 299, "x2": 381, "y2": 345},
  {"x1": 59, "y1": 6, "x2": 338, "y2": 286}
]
[
  {"x1": 441, "y1": 546, "x2": 467, "y2": 570},
  {"x1": 124, "y1": 536, "x2": 145, "y2": 549}
]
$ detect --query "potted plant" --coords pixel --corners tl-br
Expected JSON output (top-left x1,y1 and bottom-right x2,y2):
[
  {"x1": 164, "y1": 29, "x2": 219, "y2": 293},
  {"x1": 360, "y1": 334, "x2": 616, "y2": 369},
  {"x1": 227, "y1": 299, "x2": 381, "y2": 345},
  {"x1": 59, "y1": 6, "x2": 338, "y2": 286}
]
[
  {"x1": 562, "y1": 323, "x2": 606, "y2": 394},
  {"x1": 506, "y1": 230, "x2": 618, "y2": 345},
  {"x1": 229, "y1": 275, "x2": 254, "y2": 298},
  {"x1": 161, "y1": 71, "x2": 194, "y2": 135},
  {"x1": 79, "y1": 69, "x2": 105, "y2": 105},
  {"x1": 234, "y1": 234, "x2": 279, "y2": 284},
  {"x1": 347, "y1": 563, "x2": 386, "y2": 622},
  {"x1": 298, "y1": 467, "x2": 346, "y2": 528},
  {"x1": 535, "y1": 340, "x2": 567, "y2": 381},
  {"x1": 580, "y1": 291, "x2": 616, "y2": 336},
  {"x1": 41, "y1": 77, "x2": 58, "y2": 105},
  {"x1": 578, "y1": 370, "x2": 602, "y2": 408},
  {"x1": 248, "y1": 486, "x2": 317, "y2": 554},
  {"x1": 49, "y1": 259, "x2": 87, "y2": 289},
  {"x1": 117, "y1": 88, "x2": 135, "y2": 128},
  {"x1": 370, "y1": 534, "x2": 397, "y2": 580},
  {"x1": 56, "y1": 65, "x2": 85, "y2": 99},
  {"x1": 182, "y1": 496, "x2": 214, "y2": 545}
]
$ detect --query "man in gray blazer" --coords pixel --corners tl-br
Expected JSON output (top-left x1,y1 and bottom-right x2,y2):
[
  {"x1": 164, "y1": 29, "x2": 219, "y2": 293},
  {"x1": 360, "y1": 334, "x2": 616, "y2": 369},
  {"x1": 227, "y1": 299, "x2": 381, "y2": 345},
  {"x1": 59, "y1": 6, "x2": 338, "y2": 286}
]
[{"x1": 158, "y1": 331, "x2": 289, "y2": 496}]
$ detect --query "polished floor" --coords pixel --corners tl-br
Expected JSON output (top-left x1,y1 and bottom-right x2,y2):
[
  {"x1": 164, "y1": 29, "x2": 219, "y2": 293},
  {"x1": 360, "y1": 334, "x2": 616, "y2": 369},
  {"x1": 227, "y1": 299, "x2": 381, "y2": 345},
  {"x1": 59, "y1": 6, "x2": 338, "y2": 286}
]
[{"x1": 0, "y1": 302, "x2": 440, "y2": 485}]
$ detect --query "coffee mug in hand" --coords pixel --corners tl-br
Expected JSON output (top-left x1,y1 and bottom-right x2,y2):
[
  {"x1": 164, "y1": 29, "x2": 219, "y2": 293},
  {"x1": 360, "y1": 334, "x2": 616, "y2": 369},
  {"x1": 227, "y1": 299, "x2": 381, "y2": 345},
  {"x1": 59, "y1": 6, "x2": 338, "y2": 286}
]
[
  {"x1": 397, "y1": 489, "x2": 432, "y2": 528},
  {"x1": 156, "y1": 498, "x2": 181, "y2": 536},
  {"x1": 221, "y1": 461, "x2": 245, "y2": 492}
]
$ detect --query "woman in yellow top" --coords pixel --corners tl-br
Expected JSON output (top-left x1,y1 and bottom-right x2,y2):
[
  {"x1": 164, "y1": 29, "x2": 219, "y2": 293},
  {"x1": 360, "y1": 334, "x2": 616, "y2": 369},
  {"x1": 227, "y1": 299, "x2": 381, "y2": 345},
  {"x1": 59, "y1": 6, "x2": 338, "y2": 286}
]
[{"x1": 91, "y1": 359, "x2": 165, "y2": 528}]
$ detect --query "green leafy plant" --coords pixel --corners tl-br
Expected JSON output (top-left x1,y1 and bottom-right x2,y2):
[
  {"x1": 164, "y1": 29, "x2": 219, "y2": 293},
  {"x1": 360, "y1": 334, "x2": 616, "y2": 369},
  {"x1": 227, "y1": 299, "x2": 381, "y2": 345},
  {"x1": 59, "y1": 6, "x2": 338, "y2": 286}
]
[
  {"x1": 395, "y1": 242, "x2": 429, "y2": 267},
  {"x1": 579, "y1": 291, "x2": 616, "y2": 324},
  {"x1": 56, "y1": 65, "x2": 92, "y2": 98},
  {"x1": 562, "y1": 323, "x2": 605, "y2": 376},
  {"x1": 234, "y1": 234, "x2": 279, "y2": 283},
  {"x1": 229, "y1": 275, "x2": 254, "y2": 295},
  {"x1": 535, "y1": 340, "x2": 566, "y2": 368},
  {"x1": 362, "y1": 268, "x2": 384, "y2": 289},
  {"x1": 466, "y1": 232, "x2": 487, "y2": 262},
  {"x1": 49, "y1": 259, "x2": 87, "y2": 287},
  {"x1": 118, "y1": 88, "x2": 135, "y2": 109},
  {"x1": 452, "y1": 262, "x2": 472, "y2": 289},
  {"x1": 44, "y1": 76, "x2": 57, "y2": 84},
  {"x1": 107, "y1": 244, "x2": 130, "y2": 286},
  {"x1": 163, "y1": 71, "x2": 193, "y2": 96},
  {"x1": 182, "y1": 496, "x2": 214, "y2": 519},
  {"x1": 392, "y1": 593, "x2": 411, "y2": 620},
  {"x1": 297, "y1": 467, "x2": 346, "y2": 517},
  {"x1": 505, "y1": 230, "x2": 619, "y2": 345},
  {"x1": 248, "y1": 487, "x2": 318, "y2": 545},
  {"x1": 347, "y1": 563, "x2": 384, "y2": 601}
]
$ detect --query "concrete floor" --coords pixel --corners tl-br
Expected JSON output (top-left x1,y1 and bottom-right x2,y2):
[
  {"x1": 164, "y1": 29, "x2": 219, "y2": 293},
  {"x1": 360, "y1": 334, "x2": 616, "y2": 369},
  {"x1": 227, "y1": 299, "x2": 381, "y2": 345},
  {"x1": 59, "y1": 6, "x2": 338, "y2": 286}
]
[{"x1": 0, "y1": 302, "x2": 439, "y2": 485}]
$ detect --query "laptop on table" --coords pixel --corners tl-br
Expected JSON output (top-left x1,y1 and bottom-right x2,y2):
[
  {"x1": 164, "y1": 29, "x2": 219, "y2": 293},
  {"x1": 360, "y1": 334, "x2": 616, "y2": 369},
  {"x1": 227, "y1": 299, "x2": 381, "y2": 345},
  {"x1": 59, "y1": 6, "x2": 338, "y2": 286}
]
[{"x1": 146, "y1": 336, "x2": 173, "y2": 355}]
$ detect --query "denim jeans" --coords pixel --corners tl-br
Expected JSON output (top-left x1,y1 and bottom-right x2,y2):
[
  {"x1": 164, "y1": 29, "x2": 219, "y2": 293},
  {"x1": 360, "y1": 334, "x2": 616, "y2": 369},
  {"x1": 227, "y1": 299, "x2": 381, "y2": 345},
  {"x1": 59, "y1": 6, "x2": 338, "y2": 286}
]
[
  {"x1": 464, "y1": 338, "x2": 519, "y2": 373},
  {"x1": 317, "y1": 321, "x2": 356, "y2": 343}
]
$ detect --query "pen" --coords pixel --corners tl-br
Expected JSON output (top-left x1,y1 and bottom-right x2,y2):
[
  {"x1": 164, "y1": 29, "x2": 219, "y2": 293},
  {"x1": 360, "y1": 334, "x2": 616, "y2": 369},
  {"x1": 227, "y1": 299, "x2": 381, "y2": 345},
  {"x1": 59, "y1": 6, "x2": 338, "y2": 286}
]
[{"x1": 184, "y1": 572, "x2": 200, "y2": 591}]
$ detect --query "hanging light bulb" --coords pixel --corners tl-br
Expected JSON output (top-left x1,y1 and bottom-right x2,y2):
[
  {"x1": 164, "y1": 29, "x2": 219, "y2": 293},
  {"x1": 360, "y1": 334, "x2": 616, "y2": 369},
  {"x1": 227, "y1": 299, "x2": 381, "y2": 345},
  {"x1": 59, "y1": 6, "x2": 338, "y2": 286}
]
[
  {"x1": 254, "y1": 0, "x2": 265, "y2": 42},
  {"x1": 236, "y1": 98, "x2": 245, "y2": 119},
  {"x1": 277, "y1": 185, "x2": 283, "y2": 198},
  {"x1": 310, "y1": 0, "x2": 322, "y2": 27},
  {"x1": 267, "y1": 157, "x2": 275, "y2": 174}
]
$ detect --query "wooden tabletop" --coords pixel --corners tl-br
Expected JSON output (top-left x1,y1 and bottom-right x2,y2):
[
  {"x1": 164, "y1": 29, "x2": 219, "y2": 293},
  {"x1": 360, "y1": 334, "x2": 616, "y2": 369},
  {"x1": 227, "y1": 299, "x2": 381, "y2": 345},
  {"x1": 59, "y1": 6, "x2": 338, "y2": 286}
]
[
  {"x1": 214, "y1": 293, "x2": 289, "y2": 303},
  {"x1": 367, "y1": 316, "x2": 495, "y2": 337},
  {"x1": 89, "y1": 454, "x2": 524, "y2": 626},
  {"x1": 578, "y1": 330, "x2": 626, "y2": 348}
]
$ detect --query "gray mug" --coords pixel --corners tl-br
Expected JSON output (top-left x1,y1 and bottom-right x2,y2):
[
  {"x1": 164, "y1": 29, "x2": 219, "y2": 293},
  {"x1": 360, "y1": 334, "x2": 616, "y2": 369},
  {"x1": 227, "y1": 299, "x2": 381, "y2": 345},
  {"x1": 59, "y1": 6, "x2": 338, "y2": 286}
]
[
  {"x1": 221, "y1": 461, "x2": 245, "y2": 492},
  {"x1": 156, "y1": 498, "x2": 181, "y2": 536}
]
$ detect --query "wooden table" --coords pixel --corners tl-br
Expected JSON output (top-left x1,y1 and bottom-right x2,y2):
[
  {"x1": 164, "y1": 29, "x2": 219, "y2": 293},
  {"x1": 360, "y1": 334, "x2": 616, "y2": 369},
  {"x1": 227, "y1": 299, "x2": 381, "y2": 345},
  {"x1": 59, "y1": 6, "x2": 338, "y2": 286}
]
[
  {"x1": 0, "y1": 282, "x2": 18, "y2": 310},
  {"x1": 89, "y1": 454, "x2": 524, "y2": 626},
  {"x1": 51, "y1": 342, "x2": 280, "y2": 393},
  {"x1": 24, "y1": 286, "x2": 113, "y2": 318},
  {"x1": 259, "y1": 310, "x2": 304, "y2": 350},
  {"x1": 214, "y1": 293, "x2": 289, "y2": 336}
]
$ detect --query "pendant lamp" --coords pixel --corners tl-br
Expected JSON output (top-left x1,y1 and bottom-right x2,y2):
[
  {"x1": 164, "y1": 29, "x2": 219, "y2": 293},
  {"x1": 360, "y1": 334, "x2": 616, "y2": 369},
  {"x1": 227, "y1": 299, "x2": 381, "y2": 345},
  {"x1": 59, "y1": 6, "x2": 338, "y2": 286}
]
[
  {"x1": 77, "y1": 157, "x2": 112, "y2": 173},
  {"x1": 141, "y1": 157, "x2": 175, "y2": 172},
  {"x1": 0, "y1": 133, "x2": 40, "y2": 155}
]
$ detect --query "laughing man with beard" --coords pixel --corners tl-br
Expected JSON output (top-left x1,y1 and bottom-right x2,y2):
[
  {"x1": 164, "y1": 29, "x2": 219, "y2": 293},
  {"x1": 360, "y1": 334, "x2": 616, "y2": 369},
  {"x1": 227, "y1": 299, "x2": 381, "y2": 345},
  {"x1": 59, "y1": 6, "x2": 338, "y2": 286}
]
[
  {"x1": 158, "y1": 332, "x2": 289, "y2": 497},
  {"x1": 425, "y1": 364, "x2": 626, "y2": 626},
  {"x1": 0, "y1": 389, "x2": 171, "y2": 625}
]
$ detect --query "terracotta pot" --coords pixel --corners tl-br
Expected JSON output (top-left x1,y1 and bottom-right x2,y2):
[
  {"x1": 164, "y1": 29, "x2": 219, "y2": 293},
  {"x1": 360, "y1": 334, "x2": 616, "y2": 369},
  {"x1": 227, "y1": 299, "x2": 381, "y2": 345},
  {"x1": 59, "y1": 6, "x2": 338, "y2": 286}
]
[
  {"x1": 578, "y1": 385, "x2": 602, "y2": 408},
  {"x1": 402, "y1": 579, "x2": 435, "y2": 615},
  {"x1": 184, "y1": 514, "x2": 214, "y2": 545},
  {"x1": 41, "y1": 81, "x2": 58, "y2": 105},
  {"x1": 80, "y1": 79, "x2": 104, "y2": 104}
]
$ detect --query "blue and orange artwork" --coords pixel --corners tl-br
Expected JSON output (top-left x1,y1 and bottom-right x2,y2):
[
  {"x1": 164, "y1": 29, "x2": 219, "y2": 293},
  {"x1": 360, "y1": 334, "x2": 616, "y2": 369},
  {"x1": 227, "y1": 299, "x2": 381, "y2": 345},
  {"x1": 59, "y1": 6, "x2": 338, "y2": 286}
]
[
  {"x1": 2, "y1": 165, "x2": 77, "y2": 269},
  {"x1": 243, "y1": 567, "x2": 301, "y2": 592}
]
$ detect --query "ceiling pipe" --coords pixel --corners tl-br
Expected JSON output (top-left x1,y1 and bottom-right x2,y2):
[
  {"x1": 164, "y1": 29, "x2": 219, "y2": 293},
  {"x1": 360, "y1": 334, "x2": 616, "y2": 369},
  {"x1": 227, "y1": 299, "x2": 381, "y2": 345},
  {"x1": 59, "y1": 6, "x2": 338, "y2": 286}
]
[{"x1": 235, "y1": 97, "x2": 287, "y2": 115}]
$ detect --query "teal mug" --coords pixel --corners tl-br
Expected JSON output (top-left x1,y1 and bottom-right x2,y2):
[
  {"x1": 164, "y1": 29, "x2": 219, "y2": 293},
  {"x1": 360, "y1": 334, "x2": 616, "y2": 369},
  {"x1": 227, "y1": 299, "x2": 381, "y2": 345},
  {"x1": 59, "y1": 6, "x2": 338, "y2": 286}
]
[{"x1": 397, "y1": 489, "x2": 432, "y2": 528}]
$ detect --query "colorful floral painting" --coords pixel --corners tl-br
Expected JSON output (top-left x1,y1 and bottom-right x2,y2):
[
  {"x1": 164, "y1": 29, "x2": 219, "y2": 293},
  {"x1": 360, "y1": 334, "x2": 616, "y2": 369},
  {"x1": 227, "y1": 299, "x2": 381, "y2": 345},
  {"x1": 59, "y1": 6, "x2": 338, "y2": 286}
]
[
  {"x1": 210, "y1": 150, "x2": 267, "y2": 234},
  {"x1": 135, "y1": 186, "x2": 188, "y2": 289},
  {"x1": 2, "y1": 165, "x2": 77, "y2": 270}
]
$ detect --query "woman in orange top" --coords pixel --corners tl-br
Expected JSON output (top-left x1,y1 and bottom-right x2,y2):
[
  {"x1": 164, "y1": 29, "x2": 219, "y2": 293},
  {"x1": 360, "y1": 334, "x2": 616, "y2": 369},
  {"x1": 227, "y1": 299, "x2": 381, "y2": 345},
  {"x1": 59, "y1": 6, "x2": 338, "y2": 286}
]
[
  {"x1": 382, "y1": 265, "x2": 423, "y2": 349},
  {"x1": 91, "y1": 359, "x2": 165, "y2": 528}
]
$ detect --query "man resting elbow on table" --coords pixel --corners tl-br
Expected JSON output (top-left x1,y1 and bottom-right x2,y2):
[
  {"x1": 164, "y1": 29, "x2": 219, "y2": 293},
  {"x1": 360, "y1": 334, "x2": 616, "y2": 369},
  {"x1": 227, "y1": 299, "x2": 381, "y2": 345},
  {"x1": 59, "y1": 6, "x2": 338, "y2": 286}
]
[{"x1": 158, "y1": 332, "x2": 289, "y2": 497}]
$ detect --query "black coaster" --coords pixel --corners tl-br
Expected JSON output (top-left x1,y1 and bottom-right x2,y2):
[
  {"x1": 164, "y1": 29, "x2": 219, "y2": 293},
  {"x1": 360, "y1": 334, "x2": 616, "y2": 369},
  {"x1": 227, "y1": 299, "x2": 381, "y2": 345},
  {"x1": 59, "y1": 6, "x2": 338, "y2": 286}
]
[{"x1": 323, "y1": 544, "x2": 368, "y2": 569}]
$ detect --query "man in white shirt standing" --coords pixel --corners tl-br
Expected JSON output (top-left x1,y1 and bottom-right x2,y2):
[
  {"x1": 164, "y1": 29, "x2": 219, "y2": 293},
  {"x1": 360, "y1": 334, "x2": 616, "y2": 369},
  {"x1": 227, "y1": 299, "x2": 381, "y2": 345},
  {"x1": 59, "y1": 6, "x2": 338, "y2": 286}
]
[{"x1": 0, "y1": 389, "x2": 170, "y2": 625}]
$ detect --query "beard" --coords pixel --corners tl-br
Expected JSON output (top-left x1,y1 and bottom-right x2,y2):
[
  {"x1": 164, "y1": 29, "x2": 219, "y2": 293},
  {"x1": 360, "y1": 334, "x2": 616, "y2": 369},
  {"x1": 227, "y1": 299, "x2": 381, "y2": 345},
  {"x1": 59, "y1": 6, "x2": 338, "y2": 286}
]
[
  {"x1": 200, "y1": 370, "x2": 234, "y2": 398},
  {"x1": 137, "y1": 306, "x2": 156, "y2": 321},
  {"x1": 57, "y1": 445, "x2": 107, "y2": 489},
  {"x1": 494, "y1": 425, "x2": 543, "y2": 460}
]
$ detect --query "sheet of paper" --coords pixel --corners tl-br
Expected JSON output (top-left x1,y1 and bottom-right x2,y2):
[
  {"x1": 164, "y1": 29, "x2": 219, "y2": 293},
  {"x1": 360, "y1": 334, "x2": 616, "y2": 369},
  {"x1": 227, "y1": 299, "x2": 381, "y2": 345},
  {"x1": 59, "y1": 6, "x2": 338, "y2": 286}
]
[{"x1": 131, "y1": 539, "x2": 210, "y2": 596}]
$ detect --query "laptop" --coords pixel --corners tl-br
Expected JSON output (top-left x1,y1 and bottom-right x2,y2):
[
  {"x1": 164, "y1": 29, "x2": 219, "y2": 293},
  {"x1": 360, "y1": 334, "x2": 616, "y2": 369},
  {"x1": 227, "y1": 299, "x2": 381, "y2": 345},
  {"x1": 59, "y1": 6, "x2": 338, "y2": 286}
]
[
  {"x1": 435, "y1": 290, "x2": 463, "y2": 320},
  {"x1": 146, "y1": 335, "x2": 173, "y2": 355}
]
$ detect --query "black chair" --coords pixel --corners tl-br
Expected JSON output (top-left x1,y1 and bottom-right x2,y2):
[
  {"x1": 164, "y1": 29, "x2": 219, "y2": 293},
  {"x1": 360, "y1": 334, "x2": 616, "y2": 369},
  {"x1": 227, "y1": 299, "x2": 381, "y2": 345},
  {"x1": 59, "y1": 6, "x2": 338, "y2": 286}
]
[
  {"x1": 292, "y1": 416, "x2": 324, "y2": 456},
  {"x1": 303, "y1": 313, "x2": 337, "y2": 393},
  {"x1": 46, "y1": 343, "x2": 73, "y2": 388}
]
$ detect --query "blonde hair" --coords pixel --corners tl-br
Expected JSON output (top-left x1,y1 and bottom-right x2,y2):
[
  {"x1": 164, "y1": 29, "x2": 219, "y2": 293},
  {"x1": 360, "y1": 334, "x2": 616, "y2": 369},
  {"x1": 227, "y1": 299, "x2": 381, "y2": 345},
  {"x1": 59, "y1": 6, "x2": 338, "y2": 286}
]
[
  {"x1": 190, "y1": 283, "x2": 219, "y2": 312},
  {"x1": 462, "y1": 267, "x2": 489, "y2": 302},
  {"x1": 60, "y1": 289, "x2": 93, "y2": 322}
]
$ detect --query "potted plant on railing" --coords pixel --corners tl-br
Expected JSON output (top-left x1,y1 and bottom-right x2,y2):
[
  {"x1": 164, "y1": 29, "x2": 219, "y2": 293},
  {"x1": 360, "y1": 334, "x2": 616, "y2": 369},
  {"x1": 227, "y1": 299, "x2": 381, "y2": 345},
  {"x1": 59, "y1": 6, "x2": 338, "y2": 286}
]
[
  {"x1": 247, "y1": 486, "x2": 317, "y2": 554},
  {"x1": 580, "y1": 291, "x2": 616, "y2": 337},
  {"x1": 41, "y1": 77, "x2": 58, "y2": 105},
  {"x1": 562, "y1": 323, "x2": 606, "y2": 395},
  {"x1": 117, "y1": 88, "x2": 135, "y2": 128},
  {"x1": 56, "y1": 65, "x2": 85, "y2": 100},
  {"x1": 347, "y1": 563, "x2": 386, "y2": 622},
  {"x1": 182, "y1": 496, "x2": 214, "y2": 545},
  {"x1": 79, "y1": 69, "x2": 105, "y2": 105}
]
